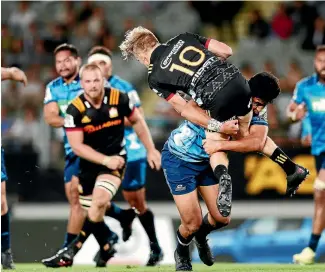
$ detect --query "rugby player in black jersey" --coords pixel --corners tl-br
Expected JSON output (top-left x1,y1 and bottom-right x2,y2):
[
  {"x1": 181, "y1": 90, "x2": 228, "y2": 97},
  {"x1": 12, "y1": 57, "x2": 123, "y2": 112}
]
[
  {"x1": 120, "y1": 27, "x2": 307, "y2": 219},
  {"x1": 43, "y1": 64, "x2": 161, "y2": 268}
]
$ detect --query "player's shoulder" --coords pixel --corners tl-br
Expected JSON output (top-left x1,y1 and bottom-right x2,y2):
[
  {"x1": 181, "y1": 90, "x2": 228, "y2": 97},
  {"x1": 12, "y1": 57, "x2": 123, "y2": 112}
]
[
  {"x1": 68, "y1": 92, "x2": 86, "y2": 114},
  {"x1": 110, "y1": 75, "x2": 135, "y2": 92},
  {"x1": 47, "y1": 76, "x2": 64, "y2": 90},
  {"x1": 296, "y1": 74, "x2": 317, "y2": 88}
]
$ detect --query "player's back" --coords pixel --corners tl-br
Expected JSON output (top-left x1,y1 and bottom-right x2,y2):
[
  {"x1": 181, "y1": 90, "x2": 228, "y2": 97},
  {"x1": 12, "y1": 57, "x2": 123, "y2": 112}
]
[{"x1": 148, "y1": 32, "x2": 239, "y2": 105}]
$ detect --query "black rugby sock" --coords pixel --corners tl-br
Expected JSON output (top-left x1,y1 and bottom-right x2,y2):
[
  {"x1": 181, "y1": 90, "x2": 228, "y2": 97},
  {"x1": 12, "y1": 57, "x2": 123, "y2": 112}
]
[
  {"x1": 138, "y1": 210, "x2": 159, "y2": 245},
  {"x1": 270, "y1": 147, "x2": 296, "y2": 176},
  {"x1": 74, "y1": 216, "x2": 97, "y2": 252},
  {"x1": 195, "y1": 214, "x2": 228, "y2": 243},
  {"x1": 176, "y1": 229, "x2": 194, "y2": 257},
  {"x1": 213, "y1": 164, "x2": 228, "y2": 181},
  {"x1": 62, "y1": 232, "x2": 78, "y2": 248},
  {"x1": 1, "y1": 212, "x2": 11, "y2": 252},
  {"x1": 105, "y1": 202, "x2": 124, "y2": 222},
  {"x1": 93, "y1": 221, "x2": 114, "y2": 250}
]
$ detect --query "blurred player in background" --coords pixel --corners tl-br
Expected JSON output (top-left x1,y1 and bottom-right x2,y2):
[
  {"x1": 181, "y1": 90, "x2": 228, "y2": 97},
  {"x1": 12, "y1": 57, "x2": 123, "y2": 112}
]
[
  {"x1": 288, "y1": 46, "x2": 325, "y2": 265},
  {"x1": 43, "y1": 64, "x2": 161, "y2": 268},
  {"x1": 43, "y1": 43, "x2": 86, "y2": 248},
  {"x1": 87, "y1": 46, "x2": 163, "y2": 265},
  {"x1": 1, "y1": 66, "x2": 28, "y2": 269}
]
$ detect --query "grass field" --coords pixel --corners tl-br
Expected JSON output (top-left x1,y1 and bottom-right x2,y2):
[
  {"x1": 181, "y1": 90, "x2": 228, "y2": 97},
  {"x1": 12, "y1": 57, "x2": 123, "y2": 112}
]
[{"x1": 11, "y1": 264, "x2": 325, "y2": 272}]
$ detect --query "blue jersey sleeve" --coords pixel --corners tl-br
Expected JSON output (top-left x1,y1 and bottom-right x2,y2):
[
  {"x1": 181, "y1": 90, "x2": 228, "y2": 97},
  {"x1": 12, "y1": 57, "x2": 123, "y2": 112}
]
[
  {"x1": 292, "y1": 80, "x2": 306, "y2": 105},
  {"x1": 124, "y1": 84, "x2": 141, "y2": 108},
  {"x1": 250, "y1": 107, "x2": 268, "y2": 126},
  {"x1": 43, "y1": 83, "x2": 58, "y2": 104}
]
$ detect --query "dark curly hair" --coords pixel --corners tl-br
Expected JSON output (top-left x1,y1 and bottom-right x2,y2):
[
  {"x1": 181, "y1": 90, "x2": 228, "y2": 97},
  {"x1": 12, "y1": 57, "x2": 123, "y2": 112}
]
[{"x1": 248, "y1": 72, "x2": 281, "y2": 103}]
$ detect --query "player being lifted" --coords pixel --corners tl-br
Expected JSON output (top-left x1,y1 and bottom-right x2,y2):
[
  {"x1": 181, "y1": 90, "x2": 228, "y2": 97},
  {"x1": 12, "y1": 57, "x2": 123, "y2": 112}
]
[
  {"x1": 1, "y1": 67, "x2": 28, "y2": 270},
  {"x1": 43, "y1": 64, "x2": 161, "y2": 268},
  {"x1": 87, "y1": 46, "x2": 163, "y2": 265},
  {"x1": 162, "y1": 73, "x2": 309, "y2": 271},
  {"x1": 288, "y1": 46, "x2": 325, "y2": 265},
  {"x1": 120, "y1": 27, "x2": 308, "y2": 217}
]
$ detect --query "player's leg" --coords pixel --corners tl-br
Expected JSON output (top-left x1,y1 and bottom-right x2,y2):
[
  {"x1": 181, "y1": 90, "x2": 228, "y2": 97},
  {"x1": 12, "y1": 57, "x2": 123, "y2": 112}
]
[
  {"x1": 262, "y1": 137, "x2": 309, "y2": 196},
  {"x1": 294, "y1": 156, "x2": 325, "y2": 265},
  {"x1": 162, "y1": 147, "x2": 203, "y2": 271},
  {"x1": 122, "y1": 159, "x2": 163, "y2": 266},
  {"x1": 62, "y1": 157, "x2": 85, "y2": 247},
  {"x1": 194, "y1": 167, "x2": 230, "y2": 266},
  {"x1": 206, "y1": 131, "x2": 232, "y2": 218},
  {"x1": 1, "y1": 149, "x2": 15, "y2": 270}
]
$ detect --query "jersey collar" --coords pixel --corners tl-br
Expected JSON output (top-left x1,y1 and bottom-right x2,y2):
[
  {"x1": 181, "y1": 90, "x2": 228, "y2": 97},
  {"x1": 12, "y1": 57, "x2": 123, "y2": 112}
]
[{"x1": 62, "y1": 74, "x2": 80, "y2": 86}]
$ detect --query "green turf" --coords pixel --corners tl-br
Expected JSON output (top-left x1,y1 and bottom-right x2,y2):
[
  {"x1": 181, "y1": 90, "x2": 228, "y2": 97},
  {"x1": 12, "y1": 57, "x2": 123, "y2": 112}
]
[{"x1": 11, "y1": 263, "x2": 325, "y2": 272}]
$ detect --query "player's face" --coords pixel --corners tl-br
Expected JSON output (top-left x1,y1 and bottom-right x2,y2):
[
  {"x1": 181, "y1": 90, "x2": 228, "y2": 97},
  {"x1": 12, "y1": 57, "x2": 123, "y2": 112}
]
[
  {"x1": 55, "y1": 50, "x2": 79, "y2": 79},
  {"x1": 134, "y1": 49, "x2": 149, "y2": 67},
  {"x1": 252, "y1": 97, "x2": 266, "y2": 115},
  {"x1": 81, "y1": 69, "x2": 104, "y2": 100},
  {"x1": 314, "y1": 51, "x2": 325, "y2": 80},
  {"x1": 91, "y1": 59, "x2": 112, "y2": 78}
]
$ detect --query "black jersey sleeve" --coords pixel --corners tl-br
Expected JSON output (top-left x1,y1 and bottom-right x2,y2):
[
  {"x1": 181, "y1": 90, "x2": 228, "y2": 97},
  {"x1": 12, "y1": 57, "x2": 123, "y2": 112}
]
[
  {"x1": 185, "y1": 32, "x2": 210, "y2": 48},
  {"x1": 148, "y1": 80, "x2": 175, "y2": 101},
  {"x1": 64, "y1": 99, "x2": 83, "y2": 131},
  {"x1": 118, "y1": 91, "x2": 135, "y2": 117}
]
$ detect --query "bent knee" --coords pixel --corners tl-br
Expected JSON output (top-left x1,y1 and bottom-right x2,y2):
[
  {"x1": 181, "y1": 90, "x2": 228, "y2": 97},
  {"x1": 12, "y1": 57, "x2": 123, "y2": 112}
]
[
  {"x1": 92, "y1": 197, "x2": 109, "y2": 211},
  {"x1": 210, "y1": 212, "x2": 231, "y2": 226},
  {"x1": 183, "y1": 217, "x2": 202, "y2": 234}
]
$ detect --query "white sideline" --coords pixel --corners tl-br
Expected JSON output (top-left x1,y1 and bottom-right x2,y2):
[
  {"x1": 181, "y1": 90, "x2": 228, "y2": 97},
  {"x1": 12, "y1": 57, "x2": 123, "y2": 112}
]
[{"x1": 12, "y1": 200, "x2": 314, "y2": 220}]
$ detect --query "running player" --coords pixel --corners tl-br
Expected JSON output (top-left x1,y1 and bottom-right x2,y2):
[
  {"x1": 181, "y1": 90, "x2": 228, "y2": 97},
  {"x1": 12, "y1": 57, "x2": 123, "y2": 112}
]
[
  {"x1": 87, "y1": 46, "x2": 163, "y2": 265},
  {"x1": 163, "y1": 74, "x2": 308, "y2": 271},
  {"x1": 288, "y1": 46, "x2": 325, "y2": 265},
  {"x1": 43, "y1": 64, "x2": 161, "y2": 268},
  {"x1": 1, "y1": 66, "x2": 28, "y2": 269},
  {"x1": 120, "y1": 28, "x2": 305, "y2": 218}
]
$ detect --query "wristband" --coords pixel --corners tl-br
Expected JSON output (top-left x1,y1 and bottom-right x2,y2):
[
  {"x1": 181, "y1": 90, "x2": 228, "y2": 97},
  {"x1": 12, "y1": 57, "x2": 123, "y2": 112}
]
[
  {"x1": 102, "y1": 156, "x2": 111, "y2": 166},
  {"x1": 207, "y1": 119, "x2": 222, "y2": 132}
]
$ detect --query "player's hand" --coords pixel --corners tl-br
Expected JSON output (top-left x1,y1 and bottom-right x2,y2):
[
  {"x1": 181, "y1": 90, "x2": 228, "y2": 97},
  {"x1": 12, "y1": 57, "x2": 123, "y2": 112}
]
[
  {"x1": 220, "y1": 120, "x2": 239, "y2": 135},
  {"x1": 104, "y1": 156, "x2": 125, "y2": 170},
  {"x1": 10, "y1": 67, "x2": 28, "y2": 86},
  {"x1": 203, "y1": 139, "x2": 223, "y2": 155},
  {"x1": 301, "y1": 134, "x2": 311, "y2": 147},
  {"x1": 147, "y1": 148, "x2": 161, "y2": 170},
  {"x1": 290, "y1": 102, "x2": 307, "y2": 121}
]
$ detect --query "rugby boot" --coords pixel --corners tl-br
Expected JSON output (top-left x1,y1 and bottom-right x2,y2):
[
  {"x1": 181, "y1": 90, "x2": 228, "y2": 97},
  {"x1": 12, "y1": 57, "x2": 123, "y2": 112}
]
[
  {"x1": 174, "y1": 248, "x2": 192, "y2": 271},
  {"x1": 121, "y1": 208, "x2": 136, "y2": 241},
  {"x1": 293, "y1": 247, "x2": 315, "y2": 265},
  {"x1": 1, "y1": 249, "x2": 15, "y2": 270},
  {"x1": 286, "y1": 165, "x2": 309, "y2": 197},
  {"x1": 41, "y1": 245, "x2": 76, "y2": 268},
  {"x1": 194, "y1": 237, "x2": 213, "y2": 266},
  {"x1": 146, "y1": 242, "x2": 164, "y2": 266},
  {"x1": 93, "y1": 230, "x2": 119, "y2": 265},
  {"x1": 217, "y1": 173, "x2": 232, "y2": 217}
]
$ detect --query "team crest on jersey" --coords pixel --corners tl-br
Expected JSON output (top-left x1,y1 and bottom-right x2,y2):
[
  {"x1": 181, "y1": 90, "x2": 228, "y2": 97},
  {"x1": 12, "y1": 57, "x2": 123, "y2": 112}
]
[
  {"x1": 81, "y1": 116, "x2": 91, "y2": 123},
  {"x1": 109, "y1": 107, "x2": 118, "y2": 118}
]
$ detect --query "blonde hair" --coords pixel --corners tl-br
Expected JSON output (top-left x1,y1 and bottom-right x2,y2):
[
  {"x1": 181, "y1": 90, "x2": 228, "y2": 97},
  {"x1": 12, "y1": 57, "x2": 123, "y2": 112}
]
[
  {"x1": 119, "y1": 26, "x2": 159, "y2": 60},
  {"x1": 79, "y1": 63, "x2": 102, "y2": 78}
]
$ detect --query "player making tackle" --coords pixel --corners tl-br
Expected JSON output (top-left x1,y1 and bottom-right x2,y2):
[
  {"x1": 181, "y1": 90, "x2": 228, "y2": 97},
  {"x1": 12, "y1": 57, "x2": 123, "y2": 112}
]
[
  {"x1": 41, "y1": 63, "x2": 161, "y2": 268},
  {"x1": 120, "y1": 27, "x2": 310, "y2": 271}
]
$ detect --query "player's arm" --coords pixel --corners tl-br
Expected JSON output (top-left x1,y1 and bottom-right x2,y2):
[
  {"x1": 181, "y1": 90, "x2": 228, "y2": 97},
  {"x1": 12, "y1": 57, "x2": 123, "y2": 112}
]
[
  {"x1": 64, "y1": 106, "x2": 111, "y2": 166},
  {"x1": 204, "y1": 125, "x2": 268, "y2": 154},
  {"x1": 43, "y1": 86, "x2": 64, "y2": 127},
  {"x1": 287, "y1": 81, "x2": 307, "y2": 122},
  {"x1": 124, "y1": 89, "x2": 144, "y2": 126},
  {"x1": 1, "y1": 67, "x2": 28, "y2": 86},
  {"x1": 188, "y1": 32, "x2": 232, "y2": 59}
]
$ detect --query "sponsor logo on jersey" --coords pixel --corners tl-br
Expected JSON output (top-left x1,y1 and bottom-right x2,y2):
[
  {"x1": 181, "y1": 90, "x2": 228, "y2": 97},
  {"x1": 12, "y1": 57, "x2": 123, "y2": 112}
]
[
  {"x1": 311, "y1": 98, "x2": 325, "y2": 112},
  {"x1": 84, "y1": 119, "x2": 122, "y2": 133},
  {"x1": 109, "y1": 107, "x2": 118, "y2": 118},
  {"x1": 160, "y1": 40, "x2": 185, "y2": 69},
  {"x1": 81, "y1": 116, "x2": 91, "y2": 123}
]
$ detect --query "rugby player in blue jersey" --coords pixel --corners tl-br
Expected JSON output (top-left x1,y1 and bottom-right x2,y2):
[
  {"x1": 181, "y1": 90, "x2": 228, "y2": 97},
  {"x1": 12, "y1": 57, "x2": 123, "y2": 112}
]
[
  {"x1": 87, "y1": 46, "x2": 163, "y2": 265},
  {"x1": 288, "y1": 46, "x2": 325, "y2": 265},
  {"x1": 162, "y1": 72, "x2": 309, "y2": 271},
  {"x1": 1, "y1": 66, "x2": 28, "y2": 270}
]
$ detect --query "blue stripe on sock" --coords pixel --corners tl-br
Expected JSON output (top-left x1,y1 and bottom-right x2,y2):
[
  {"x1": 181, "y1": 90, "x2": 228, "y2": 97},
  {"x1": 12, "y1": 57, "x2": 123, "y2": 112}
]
[{"x1": 1, "y1": 232, "x2": 9, "y2": 236}]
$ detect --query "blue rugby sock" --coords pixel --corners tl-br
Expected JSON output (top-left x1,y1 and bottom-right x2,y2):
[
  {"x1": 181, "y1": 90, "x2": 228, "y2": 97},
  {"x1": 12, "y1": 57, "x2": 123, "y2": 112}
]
[
  {"x1": 105, "y1": 202, "x2": 123, "y2": 222},
  {"x1": 1, "y1": 212, "x2": 11, "y2": 251},
  {"x1": 308, "y1": 233, "x2": 321, "y2": 252},
  {"x1": 62, "y1": 232, "x2": 78, "y2": 248}
]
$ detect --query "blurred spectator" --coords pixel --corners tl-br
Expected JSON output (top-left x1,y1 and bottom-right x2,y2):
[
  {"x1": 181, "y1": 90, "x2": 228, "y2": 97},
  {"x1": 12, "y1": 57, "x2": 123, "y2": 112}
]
[
  {"x1": 88, "y1": 6, "x2": 106, "y2": 37},
  {"x1": 70, "y1": 22, "x2": 93, "y2": 56},
  {"x1": 271, "y1": 3, "x2": 293, "y2": 40},
  {"x1": 43, "y1": 24, "x2": 68, "y2": 54},
  {"x1": 281, "y1": 60, "x2": 304, "y2": 92},
  {"x1": 248, "y1": 9, "x2": 270, "y2": 40},
  {"x1": 22, "y1": 23, "x2": 39, "y2": 57},
  {"x1": 1, "y1": 108, "x2": 13, "y2": 136},
  {"x1": 240, "y1": 62, "x2": 255, "y2": 79},
  {"x1": 4, "y1": 39, "x2": 29, "y2": 68},
  {"x1": 1, "y1": 24, "x2": 13, "y2": 53},
  {"x1": 8, "y1": 1, "x2": 36, "y2": 33},
  {"x1": 263, "y1": 60, "x2": 278, "y2": 77},
  {"x1": 95, "y1": 25, "x2": 115, "y2": 51},
  {"x1": 77, "y1": 1, "x2": 94, "y2": 23},
  {"x1": 301, "y1": 17, "x2": 325, "y2": 51}
]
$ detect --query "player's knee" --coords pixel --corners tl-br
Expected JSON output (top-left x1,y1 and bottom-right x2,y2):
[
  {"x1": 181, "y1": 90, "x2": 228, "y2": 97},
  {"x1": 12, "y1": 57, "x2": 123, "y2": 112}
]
[
  {"x1": 92, "y1": 196, "x2": 109, "y2": 211},
  {"x1": 183, "y1": 216, "x2": 202, "y2": 235}
]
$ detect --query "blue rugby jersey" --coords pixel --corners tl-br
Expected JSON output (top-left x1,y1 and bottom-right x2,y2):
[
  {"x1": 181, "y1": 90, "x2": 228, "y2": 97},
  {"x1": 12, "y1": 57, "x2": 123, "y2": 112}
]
[
  {"x1": 108, "y1": 75, "x2": 146, "y2": 162},
  {"x1": 43, "y1": 76, "x2": 82, "y2": 157},
  {"x1": 167, "y1": 108, "x2": 269, "y2": 162},
  {"x1": 293, "y1": 74, "x2": 325, "y2": 155}
]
